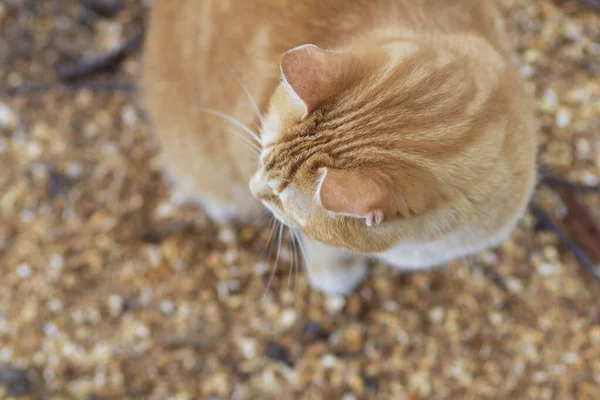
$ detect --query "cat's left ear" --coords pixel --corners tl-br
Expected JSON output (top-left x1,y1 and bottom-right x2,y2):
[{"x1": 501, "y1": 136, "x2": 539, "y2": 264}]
[
  {"x1": 316, "y1": 168, "x2": 389, "y2": 227},
  {"x1": 280, "y1": 44, "x2": 347, "y2": 118}
]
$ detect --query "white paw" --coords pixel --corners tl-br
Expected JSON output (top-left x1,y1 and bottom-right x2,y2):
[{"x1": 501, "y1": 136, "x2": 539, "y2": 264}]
[{"x1": 305, "y1": 257, "x2": 368, "y2": 296}]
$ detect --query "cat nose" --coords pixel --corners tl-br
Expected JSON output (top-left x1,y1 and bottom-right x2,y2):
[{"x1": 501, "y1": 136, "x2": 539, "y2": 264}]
[{"x1": 250, "y1": 175, "x2": 275, "y2": 201}]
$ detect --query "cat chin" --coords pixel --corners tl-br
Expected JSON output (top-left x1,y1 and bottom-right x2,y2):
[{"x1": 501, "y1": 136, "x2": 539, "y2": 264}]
[{"x1": 261, "y1": 201, "x2": 294, "y2": 228}]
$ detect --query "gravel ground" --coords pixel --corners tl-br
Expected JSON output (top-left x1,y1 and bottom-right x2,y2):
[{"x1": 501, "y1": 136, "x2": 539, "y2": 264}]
[{"x1": 1, "y1": 0, "x2": 600, "y2": 399}]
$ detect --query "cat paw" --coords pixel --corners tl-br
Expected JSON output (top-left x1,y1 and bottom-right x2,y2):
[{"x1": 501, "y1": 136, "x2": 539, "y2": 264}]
[{"x1": 305, "y1": 257, "x2": 368, "y2": 295}]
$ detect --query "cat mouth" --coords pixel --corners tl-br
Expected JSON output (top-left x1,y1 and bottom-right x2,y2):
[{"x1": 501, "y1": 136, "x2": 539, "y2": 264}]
[{"x1": 261, "y1": 200, "x2": 293, "y2": 227}]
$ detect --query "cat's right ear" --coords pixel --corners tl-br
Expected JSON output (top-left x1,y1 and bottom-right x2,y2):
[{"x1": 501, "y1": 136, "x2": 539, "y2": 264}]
[
  {"x1": 316, "y1": 168, "x2": 389, "y2": 227},
  {"x1": 280, "y1": 44, "x2": 347, "y2": 118}
]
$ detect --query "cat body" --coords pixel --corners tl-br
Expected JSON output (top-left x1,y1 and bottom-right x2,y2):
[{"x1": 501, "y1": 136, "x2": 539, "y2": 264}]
[{"x1": 142, "y1": 0, "x2": 537, "y2": 294}]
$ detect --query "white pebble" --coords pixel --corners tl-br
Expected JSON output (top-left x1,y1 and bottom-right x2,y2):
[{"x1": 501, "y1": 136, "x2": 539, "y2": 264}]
[
  {"x1": 102, "y1": 142, "x2": 118, "y2": 156},
  {"x1": 0, "y1": 103, "x2": 16, "y2": 129},
  {"x1": 580, "y1": 171, "x2": 599, "y2": 186},
  {"x1": 429, "y1": 307, "x2": 445, "y2": 323},
  {"x1": 26, "y1": 142, "x2": 42, "y2": 158},
  {"x1": 48, "y1": 299, "x2": 63, "y2": 312},
  {"x1": 134, "y1": 322, "x2": 150, "y2": 339},
  {"x1": 575, "y1": 138, "x2": 591, "y2": 159},
  {"x1": 177, "y1": 303, "x2": 192, "y2": 319},
  {"x1": 121, "y1": 105, "x2": 139, "y2": 127},
  {"x1": 519, "y1": 64, "x2": 535, "y2": 78},
  {"x1": 155, "y1": 202, "x2": 175, "y2": 218},
  {"x1": 279, "y1": 309, "x2": 297, "y2": 328},
  {"x1": 533, "y1": 371, "x2": 548, "y2": 383},
  {"x1": 555, "y1": 108, "x2": 572, "y2": 128},
  {"x1": 44, "y1": 322, "x2": 59, "y2": 337},
  {"x1": 66, "y1": 162, "x2": 83, "y2": 179},
  {"x1": 93, "y1": 342, "x2": 113, "y2": 363},
  {"x1": 254, "y1": 260, "x2": 269, "y2": 276},
  {"x1": 139, "y1": 288, "x2": 153, "y2": 305},
  {"x1": 94, "y1": 369, "x2": 107, "y2": 388},
  {"x1": 170, "y1": 190, "x2": 187, "y2": 205},
  {"x1": 223, "y1": 250, "x2": 237, "y2": 265},
  {"x1": 49, "y1": 253, "x2": 64, "y2": 269},
  {"x1": 480, "y1": 251, "x2": 498, "y2": 266},
  {"x1": 489, "y1": 312, "x2": 503, "y2": 326},
  {"x1": 145, "y1": 245, "x2": 162, "y2": 267},
  {"x1": 16, "y1": 263, "x2": 32, "y2": 278},
  {"x1": 71, "y1": 308, "x2": 85, "y2": 324},
  {"x1": 562, "y1": 352, "x2": 579, "y2": 365},
  {"x1": 237, "y1": 337, "x2": 257, "y2": 359},
  {"x1": 218, "y1": 227, "x2": 236, "y2": 243},
  {"x1": 0, "y1": 347, "x2": 13, "y2": 362},
  {"x1": 320, "y1": 354, "x2": 337, "y2": 368},
  {"x1": 541, "y1": 89, "x2": 558, "y2": 112},
  {"x1": 563, "y1": 21, "x2": 581, "y2": 40},
  {"x1": 62, "y1": 342, "x2": 79, "y2": 358},
  {"x1": 396, "y1": 329, "x2": 410, "y2": 345},
  {"x1": 160, "y1": 300, "x2": 175, "y2": 315},
  {"x1": 20, "y1": 209, "x2": 35, "y2": 223},
  {"x1": 538, "y1": 262, "x2": 559, "y2": 277},
  {"x1": 325, "y1": 295, "x2": 346, "y2": 314},
  {"x1": 108, "y1": 295, "x2": 124, "y2": 316}
]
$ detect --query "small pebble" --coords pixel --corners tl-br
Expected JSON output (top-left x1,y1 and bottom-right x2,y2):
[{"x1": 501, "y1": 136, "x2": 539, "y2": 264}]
[
  {"x1": 555, "y1": 108, "x2": 572, "y2": 128},
  {"x1": 325, "y1": 295, "x2": 346, "y2": 314},
  {"x1": 429, "y1": 307, "x2": 445, "y2": 323},
  {"x1": 160, "y1": 300, "x2": 175, "y2": 315},
  {"x1": 44, "y1": 322, "x2": 59, "y2": 337},
  {"x1": 538, "y1": 262, "x2": 559, "y2": 277},
  {"x1": 47, "y1": 299, "x2": 62, "y2": 313},
  {"x1": 0, "y1": 103, "x2": 16, "y2": 129},
  {"x1": 320, "y1": 354, "x2": 337, "y2": 368},
  {"x1": 16, "y1": 263, "x2": 32, "y2": 279},
  {"x1": 279, "y1": 308, "x2": 297, "y2": 328},
  {"x1": 107, "y1": 295, "x2": 124, "y2": 316}
]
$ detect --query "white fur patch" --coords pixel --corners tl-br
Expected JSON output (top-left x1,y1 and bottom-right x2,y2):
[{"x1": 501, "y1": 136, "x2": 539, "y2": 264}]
[{"x1": 260, "y1": 113, "x2": 281, "y2": 147}]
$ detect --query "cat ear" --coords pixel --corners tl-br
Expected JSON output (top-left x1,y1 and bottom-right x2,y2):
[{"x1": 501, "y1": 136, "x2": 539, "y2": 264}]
[
  {"x1": 280, "y1": 44, "x2": 345, "y2": 117},
  {"x1": 316, "y1": 168, "x2": 387, "y2": 227}
]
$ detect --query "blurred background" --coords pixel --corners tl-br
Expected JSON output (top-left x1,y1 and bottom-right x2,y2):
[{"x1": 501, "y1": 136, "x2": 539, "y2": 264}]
[{"x1": 1, "y1": 0, "x2": 600, "y2": 399}]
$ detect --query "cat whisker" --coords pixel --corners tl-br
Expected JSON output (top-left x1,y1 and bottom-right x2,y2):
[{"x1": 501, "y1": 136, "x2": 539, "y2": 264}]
[
  {"x1": 293, "y1": 230, "x2": 311, "y2": 277},
  {"x1": 287, "y1": 226, "x2": 294, "y2": 291},
  {"x1": 260, "y1": 218, "x2": 278, "y2": 260},
  {"x1": 195, "y1": 107, "x2": 261, "y2": 144},
  {"x1": 249, "y1": 208, "x2": 269, "y2": 225},
  {"x1": 263, "y1": 222, "x2": 284, "y2": 298},
  {"x1": 223, "y1": 127, "x2": 260, "y2": 156},
  {"x1": 290, "y1": 229, "x2": 300, "y2": 298},
  {"x1": 226, "y1": 64, "x2": 264, "y2": 125}
]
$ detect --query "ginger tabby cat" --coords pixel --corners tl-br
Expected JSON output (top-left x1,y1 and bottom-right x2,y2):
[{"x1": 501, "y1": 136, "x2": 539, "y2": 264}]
[{"x1": 141, "y1": 0, "x2": 537, "y2": 295}]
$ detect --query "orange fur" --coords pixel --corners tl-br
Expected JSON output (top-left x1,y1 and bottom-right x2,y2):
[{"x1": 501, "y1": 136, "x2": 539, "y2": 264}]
[{"x1": 142, "y1": 0, "x2": 537, "y2": 294}]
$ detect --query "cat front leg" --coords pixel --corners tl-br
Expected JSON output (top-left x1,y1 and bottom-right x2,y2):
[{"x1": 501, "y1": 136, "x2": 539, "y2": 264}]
[{"x1": 300, "y1": 233, "x2": 369, "y2": 295}]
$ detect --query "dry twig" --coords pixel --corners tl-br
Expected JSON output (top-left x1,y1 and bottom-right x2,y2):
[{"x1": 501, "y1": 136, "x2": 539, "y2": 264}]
[
  {"x1": 529, "y1": 202, "x2": 600, "y2": 284},
  {"x1": 56, "y1": 31, "x2": 144, "y2": 82}
]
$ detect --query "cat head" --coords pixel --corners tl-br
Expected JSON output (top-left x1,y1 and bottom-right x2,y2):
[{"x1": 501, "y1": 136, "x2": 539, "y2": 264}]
[{"x1": 250, "y1": 42, "x2": 493, "y2": 253}]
